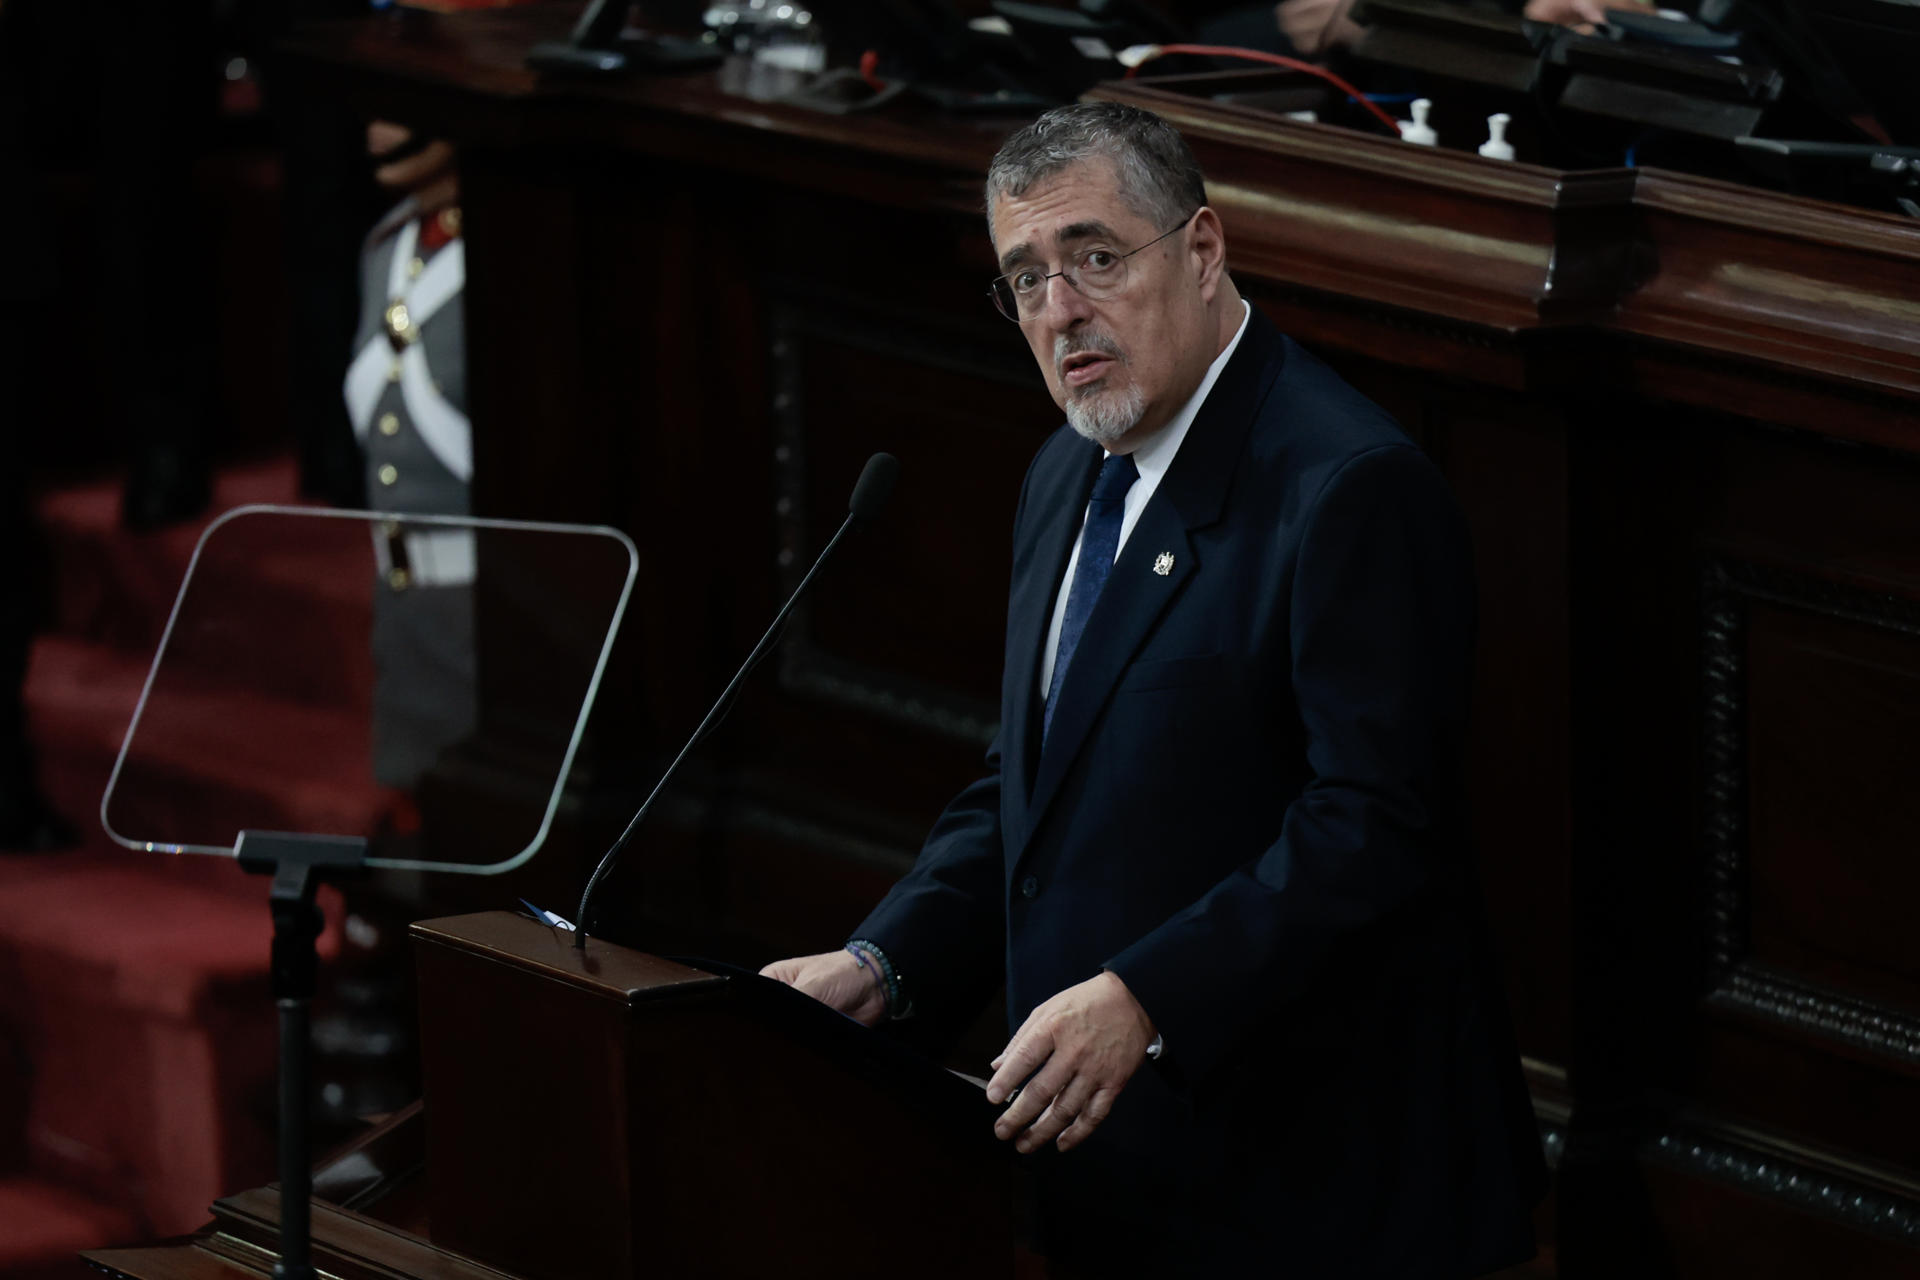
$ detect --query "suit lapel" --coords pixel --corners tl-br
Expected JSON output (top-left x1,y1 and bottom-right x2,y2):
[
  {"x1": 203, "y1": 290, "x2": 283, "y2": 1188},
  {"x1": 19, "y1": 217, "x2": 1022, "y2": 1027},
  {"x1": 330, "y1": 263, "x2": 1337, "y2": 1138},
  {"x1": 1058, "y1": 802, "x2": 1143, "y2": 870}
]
[
  {"x1": 1015, "y1": 307, "x2": 1287, "y2": 865},
  {"x1": 1002, "y1": 439, "x2": 1101, "y2": 838},
  {"x1": 1024, "y1": 507, "x2": 1195, "y2": 835}
]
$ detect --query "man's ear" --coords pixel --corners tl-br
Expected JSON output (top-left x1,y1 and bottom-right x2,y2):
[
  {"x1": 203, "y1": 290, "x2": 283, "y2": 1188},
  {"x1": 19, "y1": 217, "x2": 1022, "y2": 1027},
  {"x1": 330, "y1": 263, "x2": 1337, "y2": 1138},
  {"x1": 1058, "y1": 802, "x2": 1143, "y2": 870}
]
[{"x1": 1189, "y1": 207, "x2": 1227, "y2": 302}]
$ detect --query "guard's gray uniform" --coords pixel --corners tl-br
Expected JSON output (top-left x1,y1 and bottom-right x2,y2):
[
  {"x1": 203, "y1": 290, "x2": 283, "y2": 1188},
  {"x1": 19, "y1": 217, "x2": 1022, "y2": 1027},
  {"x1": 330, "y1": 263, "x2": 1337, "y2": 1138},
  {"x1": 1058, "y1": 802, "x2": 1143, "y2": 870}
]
[{"x1": 344, "y1": 200, "x2": 476, "y2": 789}]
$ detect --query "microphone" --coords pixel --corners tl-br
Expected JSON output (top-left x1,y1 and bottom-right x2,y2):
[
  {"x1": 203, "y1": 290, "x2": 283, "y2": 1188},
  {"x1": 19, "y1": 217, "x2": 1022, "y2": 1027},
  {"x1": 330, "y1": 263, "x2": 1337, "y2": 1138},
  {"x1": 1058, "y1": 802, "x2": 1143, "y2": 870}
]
[
  {"x1": 572, "y1": 453, "x2": 900, "y2": 949},
  {"x1": 848, "y1": 451, "x2": 899, "y2": 521}
]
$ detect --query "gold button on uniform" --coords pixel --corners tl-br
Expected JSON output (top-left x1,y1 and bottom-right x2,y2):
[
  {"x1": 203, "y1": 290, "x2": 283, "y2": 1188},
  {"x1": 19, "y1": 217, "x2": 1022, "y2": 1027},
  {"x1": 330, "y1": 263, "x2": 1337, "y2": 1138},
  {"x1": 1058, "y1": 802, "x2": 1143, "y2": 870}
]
[
  {"x1": 383, "y1": 299, "x2": 418, "y2": 350},
  {"x1": 378, "y1": 413, "x2": 400, "y2": 437},
  {"x1": 378, "y1": 463, "x2": 399, "y2": 487},
  {"x1": 387, "y1": 567, "x2": 411, "y2": 591},
  {"x1": 407, "y1": 256, "x2": 425, "y2": 279}
]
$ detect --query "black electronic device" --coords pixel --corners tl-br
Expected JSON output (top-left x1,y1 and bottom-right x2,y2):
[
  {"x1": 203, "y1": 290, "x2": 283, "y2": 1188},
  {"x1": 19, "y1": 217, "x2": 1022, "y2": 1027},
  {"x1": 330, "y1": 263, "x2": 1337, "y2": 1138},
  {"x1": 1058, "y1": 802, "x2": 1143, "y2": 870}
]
[
  {"x1": 1080, "y1": 0, "x2": 1185, "y2": 47},
  {"x1": 805, "y1": 0, "x2": 981, "y2": 86},
  {"x1": 1695, "y1": 0, "x2": 1891, "y2": 140},
  {"x1": 1605, "y1": 9, "x2": 1743, "y2": 51},
  {"x1": 1552, "y1": 23, "x2": 1784, "y2": 140},
  {"x1": 1779, "y1": 0, "x2": 1920, "y2": 143},
  {"x1": 1735, "y1": 136, "x2": 1920, "y2": 212},
  {"x1": 800, "y1": 0, "x2": 1055, "y2": 110},
  {"x1": 1343, "y1": 0, "x2": 1916, "y2": 201},
  {"x1": 1349, "y1": 0, "x2": 1549, "y2": 94},
  {"x1": 990, "y1": 2, "x2": 1137, "y2": 100},
  {"x1": 526, "y1": 0, "x2": 722, "y2": 76}
]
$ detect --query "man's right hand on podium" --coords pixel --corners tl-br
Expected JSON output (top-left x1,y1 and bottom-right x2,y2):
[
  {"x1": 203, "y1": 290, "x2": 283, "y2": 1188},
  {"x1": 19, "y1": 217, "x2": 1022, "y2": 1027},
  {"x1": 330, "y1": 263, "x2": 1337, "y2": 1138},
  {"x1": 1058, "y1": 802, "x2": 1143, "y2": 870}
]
[{"x1": 760, "y1": 951, "x2": 888, "y2": 1026}]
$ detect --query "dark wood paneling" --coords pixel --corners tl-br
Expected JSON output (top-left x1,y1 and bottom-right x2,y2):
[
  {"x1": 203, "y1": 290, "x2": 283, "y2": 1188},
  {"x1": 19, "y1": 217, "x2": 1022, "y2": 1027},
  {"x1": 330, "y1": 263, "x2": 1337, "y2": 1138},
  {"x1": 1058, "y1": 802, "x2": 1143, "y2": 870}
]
[
  {"x1": 1745, "y1": 594, "x2": 1920, "y2": 1016},
  {"x1": 1643, "y1": 1137, "x2": 1920, "y2": 1274},
  {"x1": 767, "y1": 299, "x2": 1042, "y2": 746},
  {"x1": 1444, "y1": 401, "x2": 1575, "y2": 1070},
  {"x1": 261, "y1": 13, "x2": 1920, "y2": 1276}
]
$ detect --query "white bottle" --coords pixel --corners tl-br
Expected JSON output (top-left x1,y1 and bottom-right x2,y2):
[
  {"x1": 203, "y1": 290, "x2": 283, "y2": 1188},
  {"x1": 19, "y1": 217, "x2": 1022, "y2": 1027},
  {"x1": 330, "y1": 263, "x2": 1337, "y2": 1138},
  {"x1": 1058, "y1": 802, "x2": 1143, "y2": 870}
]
[
  {"x1": 1398, "y1": 98, "x2": 1437, "y2": 146},
  {"x1": 1479, "y1": 113, "x2": 1515, "y2": 162}
]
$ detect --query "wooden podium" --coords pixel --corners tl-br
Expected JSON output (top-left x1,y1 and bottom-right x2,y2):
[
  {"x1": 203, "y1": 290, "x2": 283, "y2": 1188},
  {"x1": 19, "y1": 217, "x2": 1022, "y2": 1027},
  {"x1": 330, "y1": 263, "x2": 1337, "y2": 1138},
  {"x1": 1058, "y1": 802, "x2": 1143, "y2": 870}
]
[{"x1": 84, "y1": 911, "x2": 1013, "y2": 1280}]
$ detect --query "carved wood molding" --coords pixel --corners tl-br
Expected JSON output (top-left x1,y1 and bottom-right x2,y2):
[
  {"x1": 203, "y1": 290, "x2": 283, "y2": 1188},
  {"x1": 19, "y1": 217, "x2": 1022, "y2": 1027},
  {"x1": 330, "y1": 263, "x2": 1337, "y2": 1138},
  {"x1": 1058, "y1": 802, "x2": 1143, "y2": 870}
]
[
  {"x1": 1618, "y1": 172, "x2": 1920, "y2": 404},
  {"x1": 1096, "y1": 82, "x2": 1640, "y2": 335},
  {"x1": 1699, "y1": 557, "x2": 1920, "y2": 1064},
  {"x1": 766, "y1": 299, "x2": 1012, "y2": 749},
  {"x1": 1646, "y1": 1126, "x2": 1920, "y2": 1246},
  {"x1": 1705, "y1": 969, "x2": 1920, "y2": 1065}
]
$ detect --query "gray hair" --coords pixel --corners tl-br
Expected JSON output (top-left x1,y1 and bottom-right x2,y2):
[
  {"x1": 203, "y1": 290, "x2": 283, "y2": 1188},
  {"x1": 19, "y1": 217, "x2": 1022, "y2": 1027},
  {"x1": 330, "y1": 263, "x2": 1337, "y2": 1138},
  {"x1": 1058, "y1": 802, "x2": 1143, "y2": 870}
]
[{"x1": 985, "y1": 102, "x2": 1207, "y2": 241}]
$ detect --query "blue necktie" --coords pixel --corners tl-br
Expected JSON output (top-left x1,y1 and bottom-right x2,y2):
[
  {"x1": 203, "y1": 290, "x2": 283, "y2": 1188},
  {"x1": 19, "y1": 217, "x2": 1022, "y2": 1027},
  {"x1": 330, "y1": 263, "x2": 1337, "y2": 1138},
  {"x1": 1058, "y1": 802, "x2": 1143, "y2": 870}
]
[{"x1": 1044, "y1": 452, "x2": 1139, "y2": 742}]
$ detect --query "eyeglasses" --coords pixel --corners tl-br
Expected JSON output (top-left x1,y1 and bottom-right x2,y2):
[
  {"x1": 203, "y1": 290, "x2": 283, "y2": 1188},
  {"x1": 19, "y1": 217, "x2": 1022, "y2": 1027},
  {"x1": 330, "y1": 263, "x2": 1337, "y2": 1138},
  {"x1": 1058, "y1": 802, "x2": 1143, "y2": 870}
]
[{"x1": 987, "y1": 210, "x2": 1199, "y2": 323}]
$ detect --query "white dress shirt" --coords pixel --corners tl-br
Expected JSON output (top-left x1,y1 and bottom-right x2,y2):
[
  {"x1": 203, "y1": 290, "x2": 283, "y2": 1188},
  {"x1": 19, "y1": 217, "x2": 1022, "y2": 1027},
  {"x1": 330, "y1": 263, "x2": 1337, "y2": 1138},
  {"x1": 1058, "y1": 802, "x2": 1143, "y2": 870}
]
[{"x1": 1038, "y1": 300, "x2": 1252, "y2": 698}]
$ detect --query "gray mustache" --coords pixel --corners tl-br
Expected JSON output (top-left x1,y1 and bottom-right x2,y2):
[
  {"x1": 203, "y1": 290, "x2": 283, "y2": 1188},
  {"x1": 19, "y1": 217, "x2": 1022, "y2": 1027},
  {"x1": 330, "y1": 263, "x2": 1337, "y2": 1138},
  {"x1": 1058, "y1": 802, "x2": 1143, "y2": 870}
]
[{"x1": 1054, "y1": 333, "x2": 1125, "y2": 377}]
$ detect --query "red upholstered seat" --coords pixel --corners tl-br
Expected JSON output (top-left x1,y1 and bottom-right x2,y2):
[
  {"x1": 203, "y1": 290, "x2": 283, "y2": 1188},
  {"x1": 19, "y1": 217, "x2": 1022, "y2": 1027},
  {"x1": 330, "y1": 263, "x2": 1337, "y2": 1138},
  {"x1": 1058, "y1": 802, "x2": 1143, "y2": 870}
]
[
  {"x1": 0, "y1": 1175, "x2": 140, "y2": 1275},
  {"x1": 3, "y1": 456, "x2": 357, "y2": 1243},
  {"x1": 0, "y1": 855, "x2": 342, "y2": 1235}
]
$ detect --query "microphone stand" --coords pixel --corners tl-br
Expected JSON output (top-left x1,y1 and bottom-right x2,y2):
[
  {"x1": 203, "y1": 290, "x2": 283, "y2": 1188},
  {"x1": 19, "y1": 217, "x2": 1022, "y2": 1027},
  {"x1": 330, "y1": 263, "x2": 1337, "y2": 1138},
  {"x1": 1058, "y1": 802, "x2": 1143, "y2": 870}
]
[
  {"x1": 572, "y1": 514, "x2": 857, "y2": 949},
  {"x1": 572, "y1": 453, "x2": 899, "y2": 948}
]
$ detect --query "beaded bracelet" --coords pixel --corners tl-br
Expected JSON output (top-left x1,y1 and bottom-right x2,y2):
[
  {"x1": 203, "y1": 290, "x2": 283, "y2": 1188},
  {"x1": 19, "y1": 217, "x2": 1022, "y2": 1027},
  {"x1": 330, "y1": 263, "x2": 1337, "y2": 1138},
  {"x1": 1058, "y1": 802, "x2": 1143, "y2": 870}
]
[
  {"x1": 846, "y1": 938, "x2": 906, "y2": 1019},
  {"x1": 844, "y1": 941, "x2": 878, "y2": 992}
]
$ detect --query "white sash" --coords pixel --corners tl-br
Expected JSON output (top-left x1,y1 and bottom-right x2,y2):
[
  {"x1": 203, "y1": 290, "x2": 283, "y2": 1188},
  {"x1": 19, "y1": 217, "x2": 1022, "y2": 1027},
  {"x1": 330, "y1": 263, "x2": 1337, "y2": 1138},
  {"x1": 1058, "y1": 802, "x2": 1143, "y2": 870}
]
[
  {"x1": 373, "y1": 526, "x2": 477, "y2": 589},
  {"x1": 343, "y1": 215, "x2": 473, "y2": 484}
]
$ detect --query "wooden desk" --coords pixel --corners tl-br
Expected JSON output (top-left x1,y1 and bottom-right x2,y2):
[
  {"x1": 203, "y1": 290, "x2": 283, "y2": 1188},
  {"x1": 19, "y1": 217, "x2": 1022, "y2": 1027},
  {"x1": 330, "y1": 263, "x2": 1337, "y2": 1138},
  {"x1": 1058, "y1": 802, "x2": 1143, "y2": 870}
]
[
  {"x1": 266, "y1": 11, "x2": 1920, "y2": 1275},
  {"x1": 86, "y1": 913, "x2": 1014, "y2": 1280}
]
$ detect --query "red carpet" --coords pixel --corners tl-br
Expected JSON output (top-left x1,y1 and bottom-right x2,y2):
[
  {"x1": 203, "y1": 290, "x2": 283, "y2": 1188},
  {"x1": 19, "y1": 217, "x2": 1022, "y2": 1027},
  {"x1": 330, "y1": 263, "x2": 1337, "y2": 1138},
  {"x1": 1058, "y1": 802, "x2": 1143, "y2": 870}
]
[
  {"x1": 2, "y1": 458, "x2": 362, "y2": 1271},
  {"x1": 0, "y1": 1178, "x2": 138, "y2": 1279}
]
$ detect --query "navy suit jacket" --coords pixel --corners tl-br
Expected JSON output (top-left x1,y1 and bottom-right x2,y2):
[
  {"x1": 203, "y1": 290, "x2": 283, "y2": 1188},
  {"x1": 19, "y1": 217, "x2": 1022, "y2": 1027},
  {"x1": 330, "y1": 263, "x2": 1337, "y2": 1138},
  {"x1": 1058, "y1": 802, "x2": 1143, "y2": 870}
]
[{"x1": 857, "y1": 310, "x2": 1545, "y2": 1276}]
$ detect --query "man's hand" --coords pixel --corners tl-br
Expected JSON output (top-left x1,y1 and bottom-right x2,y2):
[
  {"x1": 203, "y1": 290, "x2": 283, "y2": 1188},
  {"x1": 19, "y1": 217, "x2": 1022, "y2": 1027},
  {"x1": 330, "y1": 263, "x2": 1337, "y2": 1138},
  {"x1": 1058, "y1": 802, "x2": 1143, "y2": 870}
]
[
  {"x1": 985, "y1": 971, "x2": 1156, "y2": 1155},
  {"x1": 760, "y1": 950, "x2": 888, "y2": 1027},
  {"x1": 1276, "y1": 0, "x2": 1365, "y2": 57},
  {"x1": 367, "y1": 121, "x2": 459, "y2": 213},
  {"x1": 1523, "y1": 0, "x2": 1653, "y2": 30}
]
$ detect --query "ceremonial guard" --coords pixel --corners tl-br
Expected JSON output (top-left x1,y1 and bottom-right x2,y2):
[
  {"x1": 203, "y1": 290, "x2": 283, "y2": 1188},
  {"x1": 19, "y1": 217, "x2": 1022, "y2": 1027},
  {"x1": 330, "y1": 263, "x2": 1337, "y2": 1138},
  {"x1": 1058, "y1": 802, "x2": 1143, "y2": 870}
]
[{"x1": 342, "y1": 126, "x2": 476, "y2": 792}]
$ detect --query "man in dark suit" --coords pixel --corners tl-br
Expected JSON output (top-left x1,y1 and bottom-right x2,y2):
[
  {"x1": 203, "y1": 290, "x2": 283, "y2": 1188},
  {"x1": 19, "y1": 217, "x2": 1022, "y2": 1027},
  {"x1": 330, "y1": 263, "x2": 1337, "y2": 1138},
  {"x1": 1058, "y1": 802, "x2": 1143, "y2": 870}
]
[{"x1": 763, "y1": 102, "x2": 1544, "y2": 1276}]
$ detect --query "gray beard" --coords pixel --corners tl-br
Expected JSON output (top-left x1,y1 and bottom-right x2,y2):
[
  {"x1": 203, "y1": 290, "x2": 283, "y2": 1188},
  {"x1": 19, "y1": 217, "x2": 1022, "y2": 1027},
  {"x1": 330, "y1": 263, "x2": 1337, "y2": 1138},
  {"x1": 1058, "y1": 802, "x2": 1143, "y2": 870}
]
[{"x1": 1064, "y1": 379, "x2": 1146, "y2": 446}]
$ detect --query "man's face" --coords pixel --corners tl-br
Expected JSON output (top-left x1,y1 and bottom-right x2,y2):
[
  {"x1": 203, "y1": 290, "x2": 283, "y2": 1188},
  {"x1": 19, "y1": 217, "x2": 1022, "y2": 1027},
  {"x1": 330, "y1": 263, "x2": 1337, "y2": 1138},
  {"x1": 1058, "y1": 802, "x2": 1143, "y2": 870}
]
[{"x1": 989, "y1": 159, "x2": 1206, "y2": 450}]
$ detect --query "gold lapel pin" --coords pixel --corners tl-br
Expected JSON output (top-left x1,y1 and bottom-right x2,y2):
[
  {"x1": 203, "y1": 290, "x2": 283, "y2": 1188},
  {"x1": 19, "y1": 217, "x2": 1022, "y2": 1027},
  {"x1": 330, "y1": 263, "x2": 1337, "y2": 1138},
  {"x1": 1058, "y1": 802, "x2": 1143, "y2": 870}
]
[{"x1": 1153, "y1": 552, "x2": 1175, "y2": 576}]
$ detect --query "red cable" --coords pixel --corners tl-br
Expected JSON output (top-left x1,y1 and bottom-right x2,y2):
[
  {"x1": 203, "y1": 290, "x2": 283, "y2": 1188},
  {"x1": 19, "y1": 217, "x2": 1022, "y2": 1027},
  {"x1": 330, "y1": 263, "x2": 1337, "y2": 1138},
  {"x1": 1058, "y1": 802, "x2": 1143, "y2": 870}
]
[{"x1": 1126, "y1": 43, "x2": 1403, "y2": 135}]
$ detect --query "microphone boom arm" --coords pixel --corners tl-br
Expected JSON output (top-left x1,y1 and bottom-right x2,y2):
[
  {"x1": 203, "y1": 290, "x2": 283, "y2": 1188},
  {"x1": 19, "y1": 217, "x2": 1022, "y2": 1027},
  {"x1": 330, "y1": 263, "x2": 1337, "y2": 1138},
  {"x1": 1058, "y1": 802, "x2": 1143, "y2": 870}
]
[{"x1": 572, "y1": 454, "x2": 896, "y2": 948}]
